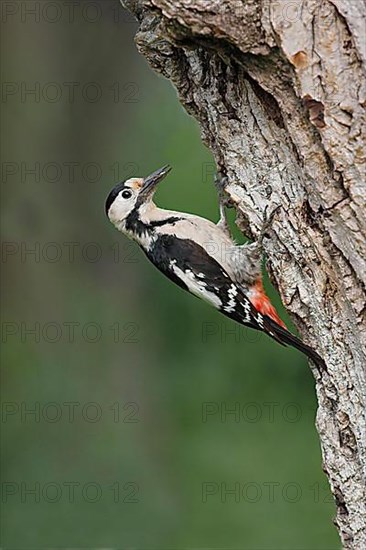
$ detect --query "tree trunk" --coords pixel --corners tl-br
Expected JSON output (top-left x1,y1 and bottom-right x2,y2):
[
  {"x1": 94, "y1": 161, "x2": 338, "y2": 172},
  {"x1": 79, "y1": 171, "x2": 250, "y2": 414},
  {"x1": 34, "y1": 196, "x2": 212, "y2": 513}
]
[{"x1": 122, "y1": 0, "x2": 366, "y2": 546}]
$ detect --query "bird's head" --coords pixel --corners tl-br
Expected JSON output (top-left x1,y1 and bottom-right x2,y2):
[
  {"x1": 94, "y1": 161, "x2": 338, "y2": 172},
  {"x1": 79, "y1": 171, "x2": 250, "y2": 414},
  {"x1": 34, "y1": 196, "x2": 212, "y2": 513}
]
[{"x1": 105, "y1": 165, "x2": 171, "y2": 227}]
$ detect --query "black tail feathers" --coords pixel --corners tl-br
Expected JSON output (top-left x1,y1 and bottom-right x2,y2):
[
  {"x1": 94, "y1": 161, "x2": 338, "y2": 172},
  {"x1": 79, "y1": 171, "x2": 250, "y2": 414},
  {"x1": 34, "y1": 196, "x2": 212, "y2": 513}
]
[{"x1": 264, "y1": 317, "x2": 326, "y2": 371}]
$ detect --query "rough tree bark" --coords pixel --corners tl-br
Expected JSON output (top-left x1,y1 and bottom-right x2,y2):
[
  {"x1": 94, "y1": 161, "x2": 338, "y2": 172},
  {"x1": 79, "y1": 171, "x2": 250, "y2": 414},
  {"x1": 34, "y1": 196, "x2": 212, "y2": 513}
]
[{"x1": 122, "y1": 0, "x2": 366, "y2": 546}]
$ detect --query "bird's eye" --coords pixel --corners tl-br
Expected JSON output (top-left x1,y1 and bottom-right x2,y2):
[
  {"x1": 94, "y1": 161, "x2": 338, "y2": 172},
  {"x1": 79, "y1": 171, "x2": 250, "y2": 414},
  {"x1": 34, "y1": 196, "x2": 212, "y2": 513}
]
[{"x1": 121, "y1": 189, "x2": 132, "y2": 199}]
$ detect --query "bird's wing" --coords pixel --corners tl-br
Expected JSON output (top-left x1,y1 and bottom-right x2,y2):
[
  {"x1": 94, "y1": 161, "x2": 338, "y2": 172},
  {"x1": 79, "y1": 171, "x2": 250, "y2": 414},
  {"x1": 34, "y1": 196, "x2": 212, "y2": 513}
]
[
  {"x1": 144, "y1": 234, "x2": 268, "y2": 332},
  {"x1": 143, "y1": 234, "x2": 326, "y2": 370}
]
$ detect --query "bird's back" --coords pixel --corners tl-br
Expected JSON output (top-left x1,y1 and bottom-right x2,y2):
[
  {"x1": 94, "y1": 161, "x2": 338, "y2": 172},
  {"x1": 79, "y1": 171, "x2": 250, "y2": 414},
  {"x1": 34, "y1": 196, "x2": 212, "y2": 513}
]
[{"x1": 144, "y1": 207, "x2": 236, "y2": 277}]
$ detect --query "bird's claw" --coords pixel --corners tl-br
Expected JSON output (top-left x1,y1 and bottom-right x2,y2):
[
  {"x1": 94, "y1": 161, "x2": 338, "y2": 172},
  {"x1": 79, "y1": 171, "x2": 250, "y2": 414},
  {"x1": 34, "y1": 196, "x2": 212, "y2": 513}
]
[
  {"x1": 214, "y1": 171, "x2": 229, "y2": 192},
  {"x1": 258, "y1": 205, "x2": 281, "y2": 244},
  {"x1": 215, "y1": 172, "x2": 233, "y2": 209}
]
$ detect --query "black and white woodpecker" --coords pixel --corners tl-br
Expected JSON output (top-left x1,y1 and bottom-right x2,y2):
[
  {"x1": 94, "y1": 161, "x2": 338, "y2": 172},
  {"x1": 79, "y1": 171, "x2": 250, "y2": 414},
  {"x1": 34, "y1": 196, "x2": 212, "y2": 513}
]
[{"x1": 105, "y1": 165, "x2": 325, "y2": 369}]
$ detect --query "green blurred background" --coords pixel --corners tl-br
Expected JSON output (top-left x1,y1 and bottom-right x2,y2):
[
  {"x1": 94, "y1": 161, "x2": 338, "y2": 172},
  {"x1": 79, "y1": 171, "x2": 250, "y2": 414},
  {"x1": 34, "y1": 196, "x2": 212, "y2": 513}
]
[{"x1": 1, "y1": 1, "x2": 339, "y2": 548}]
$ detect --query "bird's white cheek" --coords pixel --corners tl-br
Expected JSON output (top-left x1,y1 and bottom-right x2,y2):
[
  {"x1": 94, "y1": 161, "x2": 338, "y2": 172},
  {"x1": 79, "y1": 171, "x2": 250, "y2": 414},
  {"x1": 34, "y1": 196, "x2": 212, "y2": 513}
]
[
  {"x1": 108, "y1": 205, "x2": 121, "y2": 225},
  {"x1": 109, "y1": 201, "x2": 130, "y2": 225}
]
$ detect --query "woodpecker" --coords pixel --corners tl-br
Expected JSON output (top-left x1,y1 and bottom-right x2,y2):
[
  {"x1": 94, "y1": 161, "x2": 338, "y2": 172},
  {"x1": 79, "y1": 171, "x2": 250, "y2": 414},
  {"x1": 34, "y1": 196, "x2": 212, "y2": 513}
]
[{"x1": 105, "y1": 165, "x2": 325, "y2": 370}]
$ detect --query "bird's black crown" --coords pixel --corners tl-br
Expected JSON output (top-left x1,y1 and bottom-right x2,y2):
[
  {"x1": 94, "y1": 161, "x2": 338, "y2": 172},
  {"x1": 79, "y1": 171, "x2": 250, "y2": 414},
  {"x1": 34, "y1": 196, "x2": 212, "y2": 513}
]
[{"x1": 105, "y1": 181, "x2": 127, "y2": 216}]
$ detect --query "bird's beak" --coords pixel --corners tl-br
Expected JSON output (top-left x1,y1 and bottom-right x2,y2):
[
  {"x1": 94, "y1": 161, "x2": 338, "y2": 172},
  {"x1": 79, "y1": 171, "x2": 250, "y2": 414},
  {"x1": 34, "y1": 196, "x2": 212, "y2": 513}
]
[{"x1": 139, "y1": 165, "x2": 172, "y2": 200}]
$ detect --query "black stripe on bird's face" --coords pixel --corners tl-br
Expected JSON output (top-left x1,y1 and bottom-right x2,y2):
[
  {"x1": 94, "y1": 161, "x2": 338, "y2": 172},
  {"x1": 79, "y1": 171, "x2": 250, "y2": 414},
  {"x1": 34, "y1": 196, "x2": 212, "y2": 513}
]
[{"x1": 125, "y1": 207, "x2": 182, "y2": 239}]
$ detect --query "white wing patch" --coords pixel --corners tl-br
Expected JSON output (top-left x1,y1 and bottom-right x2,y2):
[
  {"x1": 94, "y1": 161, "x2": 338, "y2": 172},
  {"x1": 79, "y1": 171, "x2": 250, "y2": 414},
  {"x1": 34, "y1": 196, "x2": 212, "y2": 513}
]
[
  {"x1": 171, "y1": 265, "x2": 223, "y2": 309},
  {"x1": 256, "y1": 313, "x2": 264, "y2": 328},
  {"x1": 240, "y1": 299, "x2": 252, "y2": 323},
  {"x1": 223, "y1": 284, "x2": 238, "y2": 313}
]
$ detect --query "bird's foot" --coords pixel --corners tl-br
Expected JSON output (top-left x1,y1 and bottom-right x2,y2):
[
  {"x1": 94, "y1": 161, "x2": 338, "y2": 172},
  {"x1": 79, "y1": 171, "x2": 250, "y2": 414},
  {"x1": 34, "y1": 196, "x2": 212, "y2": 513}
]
[
  {"x1": 214, "y1": 172, "x2": 233, "y2": 206},
  {"x1": 256, "y1": 205, "x2": 281, "y2": 247},
  {"x1": 214, "y1": 171, "x2": 229, "y2": 192},
  {"x1": 214, "y1": 172, "x2": 233, "y2": 237}
]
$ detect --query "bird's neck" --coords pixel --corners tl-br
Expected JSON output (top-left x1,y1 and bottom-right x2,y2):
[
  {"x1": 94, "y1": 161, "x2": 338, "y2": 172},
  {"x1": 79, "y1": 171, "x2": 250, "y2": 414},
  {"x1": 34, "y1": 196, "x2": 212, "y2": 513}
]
[
  {"x1": 123, "y1": 202, "x2": 182, "y2": 249},
  {"x1": 139, "y1": 202, "x2": 180, "y2": 223}
]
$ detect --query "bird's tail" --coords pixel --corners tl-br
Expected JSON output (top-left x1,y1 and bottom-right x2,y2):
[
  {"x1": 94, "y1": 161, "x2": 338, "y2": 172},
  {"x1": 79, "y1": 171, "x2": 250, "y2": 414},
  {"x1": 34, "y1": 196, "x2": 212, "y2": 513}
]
[{"x1": 263, "y1": 315, "x2": 326, "y2": 371}]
